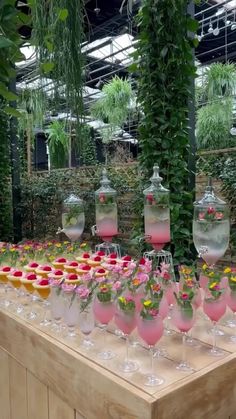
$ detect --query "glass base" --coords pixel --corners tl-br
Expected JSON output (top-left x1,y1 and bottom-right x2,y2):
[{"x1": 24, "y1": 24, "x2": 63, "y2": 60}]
[
  {"x1": 224, "y1": 319, "x2": 236, "y2": 328},
  {"x1": 119, "y1": 360, "x2": 139, "y2": 373},
  {"x1": 66, "y1": 329, "x2": 77, "y2": 338},
  {"x1": 209, "y1": 347, "x2": 224, "y2": 357},
  {"x1": 27, "y1": 311, "x2": 37, "y2": 320},
  {"x1": 144, "y1": 374, "x2": 164, "y2": 387},
  {"x1": 16, "y1": 305, "x2": 24, "y2": 315},
  {"x1": 164, "y1": 328, "x2": 173, "y2": 336},
  {"x1": 40, "y1": 319, "x2": 51, "y2": 327},
  {"x1": 98, "y1": 350, "x2": 116, "y2": 360},
  {"x1": 154, "y1": 347, "x2": 168, "y2": 358},
  {"x1": 208, "y1": 327, "x2": 225, "y2": 336},
  {"x1": 185, "y1": 337, "x2": 200, "y2": 347},
  {"x1": 114, "y1": 329, "x2": 124, "y2": 338},
  {"x1": 176, "y1": 362, "x2": 194, "y2": 372},
  {"x1": 81, "y1": 338, "x2": 94, "y2": 349},
  {"x1": 2, "y1": 299, "x2": 10, "y2": 308}
]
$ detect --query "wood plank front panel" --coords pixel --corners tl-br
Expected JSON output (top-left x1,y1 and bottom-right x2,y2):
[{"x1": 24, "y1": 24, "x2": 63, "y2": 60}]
[
  {"x1": 49, "y1": 389, "x2": 75, "y2": 419},
  {"x1": 9, "y1": 357, "x2": 28, "y2": 419},
  {"x1": 0, "y1": 311, "x2": 152, "y2": 419},
  {"x1": 0, "y1": 348, "x2": 10, "y2": 419},
  {"x1": 27, "y1": 371, "x2": 49, "y2": 419}
]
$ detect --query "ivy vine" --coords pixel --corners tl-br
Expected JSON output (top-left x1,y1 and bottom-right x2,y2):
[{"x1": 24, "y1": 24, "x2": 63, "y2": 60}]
[{"x1": 132, "y1": 0, "x2": 199, "y2": 264}]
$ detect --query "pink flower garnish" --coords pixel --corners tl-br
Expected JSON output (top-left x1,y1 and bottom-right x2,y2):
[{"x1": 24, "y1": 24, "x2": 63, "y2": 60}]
[
  {"x1": 181, "y1": 293, "x2": 189, "y2": 300},
  {"x1": 137, "y1": 272, "x2": 149, "y2": 283},
  {"x1": 149, "y1": 308, "x2": 159, "y2": 317},
  {"x1": 199, "y1": 212, "x2": 205, "y2": 220},
  {"x1": 161, "y1": 270, "x2": 171, "y2": 281},
  {"x1": 112, "y1": 281, "x2": 122, "y2": 291},
  {"x1": 207, "y1": 207, "x2": 215, "y2": 215},
  {"x1": 76, "y1": 285, "x2": 90, "y2": 299},
  {"x1": 215, "y1": 212, "x2": 223, "y2": 220}
]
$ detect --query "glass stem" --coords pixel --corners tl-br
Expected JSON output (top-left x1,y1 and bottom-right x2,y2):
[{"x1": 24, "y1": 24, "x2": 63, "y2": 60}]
[
  {"x1": 212, "y1": 321, "x2": 217, "y2": 352},
  {"x1": 103, "y1": 325, "x2": 107, "y2": 348},
  {"x1": 150, "y1": 345, "x2": 154, "y2": 376},
  {"x1": 125, "y1": 335, "x2": 129, "y2": 362},
  {"x1": 182, "y1": 332, "x2": 187, "y2": 365}
]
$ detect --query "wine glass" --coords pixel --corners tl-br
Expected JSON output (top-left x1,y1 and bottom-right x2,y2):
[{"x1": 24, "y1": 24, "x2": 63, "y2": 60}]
[
  {"x1": 226, "y1": 290, "x2": 236, "y2": 339},
  {"x1": 172, "y1": 303, "x2": 196, "y2": 371},
  {"x1": 20, "y1": 274, "x2": 37, "y2": 320},
  {"x1": 114, "y1": 304, "x2": 138, "y2": 373},
  {"x1": 50, "y1": 283, "x2": 65, "y2": 333},
  {"x1": 93, "y1": 297, "x2": 115, "y2": 360},
  {"x1": 78, "y1": 300, "x2": 95, "y2": 349},
  {"x1": 62, "y1": 285, "x2": 79, "y2": 338},
  {"x1": 0, "y1": 266, "x2": 12, "y2": 308},
  {"x1": 33, "y1": 279, "x2": 51, "y2": 326},
  {"x1": 137, "y1": 315, "x2": 164, "y2": 386},
  {"x1": 7, "y1": 270, "x2": 24, "y2": 314},
  {"x1": 203, "y1": 292, "x2": 226, "y2": 356}
]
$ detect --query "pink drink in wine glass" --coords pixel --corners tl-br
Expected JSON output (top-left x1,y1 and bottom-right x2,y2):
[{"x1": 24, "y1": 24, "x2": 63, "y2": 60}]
[
  {"x1": 114, "y1": 310, "x2": 136, "y2": 335},
  {"x1": 93, "y1": 298, "x2": 115, "y2": 324},
  {"x1": 164, "y1": 283, "x2": 177, "y2": 306},
  {"x1": 226, "y1": 290, "x2": 236, "y2": 313},
  {"x1": 199, "y1": 274, "x2": 208, "y2": 290},
  {"x1": 137, "y1": 315, "x2": 164, "y2": 386},
  {"x1": 138, "y1": 316, "x2": 164, "y2": 346},
  {"x1": 172, "y1": 305, "x2": 195, "y2": 332},
  {"x1": 203, "y1": 298, "x2": 226, "y2": 322},
  {"x1": 159, "y1": 295, "x2": 169, "y2": 319},
  {"x1": 193, "y1": 288, "x2": 202, "y2": 310}
]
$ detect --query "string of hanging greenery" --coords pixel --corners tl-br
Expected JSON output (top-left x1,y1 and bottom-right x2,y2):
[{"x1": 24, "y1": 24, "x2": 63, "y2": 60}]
[
  {"x1": 30, "y1": 0, "x2": 85, "y2": 147},
  {"x1": 131, "y1": 0, "x2": 199, "y2": 264}
]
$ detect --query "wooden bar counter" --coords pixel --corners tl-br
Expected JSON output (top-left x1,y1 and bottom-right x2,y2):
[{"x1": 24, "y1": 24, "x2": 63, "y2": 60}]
[{"x1": 1, "y1": 302, "x2": 236, "y2": 419}]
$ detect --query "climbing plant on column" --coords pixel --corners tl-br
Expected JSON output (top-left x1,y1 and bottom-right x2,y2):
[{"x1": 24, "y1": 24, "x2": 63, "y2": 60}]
[{"x1": 132, "y1": 0, "x2": 198, "y2": 264}]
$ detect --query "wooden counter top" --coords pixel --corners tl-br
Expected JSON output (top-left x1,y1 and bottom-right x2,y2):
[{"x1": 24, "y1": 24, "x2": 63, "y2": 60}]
[{"x1": 1, "y1": 301, "x2": 236, "y2": 419}]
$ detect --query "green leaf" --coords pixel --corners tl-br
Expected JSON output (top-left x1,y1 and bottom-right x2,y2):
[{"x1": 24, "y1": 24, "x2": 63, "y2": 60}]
[
  {"x1": 187, "y1": 18, "x2": 199, "y2": 32},
  {"x1": 0, "y1": 84, "x2": 18, "y2": 101},
  {"x1": 41, "y1": 62, "x2": 55, "y2": 73},
  {"x1": 0, "y1": 36, "x2": 14, "y2": 49},
  {"x1": 58, "y1": 8, "x2": 69, "y2": 21},
  {"x1": 3, "y1": 106, "x2": 22, "y2": 118},
  {"x1": 160, "y1": 46, "x2": 168, "y2": 58},
  {"x1": 45, "y1": 40, "x2": 54, "y2": 52}
]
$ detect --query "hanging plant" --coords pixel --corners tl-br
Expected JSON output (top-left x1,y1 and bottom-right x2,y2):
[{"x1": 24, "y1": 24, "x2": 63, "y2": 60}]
[
  {"x1": 205, "y1": 62, "x2": 236, "y2": 99},
  {"x1": 46, "y1": 120, "x2": 69, "y2": 169},
  {"x1": 30, "y1": 0, "x2": 85, "y2": 140},
  {"x1": 132, "y1": 0, "x2": 198, "y2": 264}
]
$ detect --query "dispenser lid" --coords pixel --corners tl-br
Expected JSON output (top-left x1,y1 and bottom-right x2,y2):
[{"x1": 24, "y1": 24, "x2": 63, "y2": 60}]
[
  {"x1": 64, "y1": 193, "x2": 83, "y2": 205},
  {"x1": 95, "y1": 169, "x2": 116, "y2": 195},
  {"x1": 194, "y1": 178, "x2": 226, "y2": 206},
  {"x1": 143, "y1": 164, "x2": 169, "y2": 195}
]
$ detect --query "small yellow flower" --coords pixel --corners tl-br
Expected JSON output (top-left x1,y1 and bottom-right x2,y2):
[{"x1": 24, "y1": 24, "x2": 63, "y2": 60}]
[
  {"x1": 202, "y1": 264, "x2": 208, "y2": 271},
  {"x1": 143, "y1": 300, "x2": 152, "y2": 307},
  {"x1": 209, "y1": 281, "x2": 218, "y2": 289},
  {"x1": 80, "y1": 242, "x2": 87, "y2": 248},
  {"x1": 230, "y1": 276, "x2": 236, "y2": 283},
  {"x1": 224, "y1": 267, "x2": 231, "y2": 274},
  {"x1": 10, "y1": 248, "x2": 16, "y2": 252},
  {"x1": 47, "y1": 241, "x2": 53, "y2": 246},
  {"x1": 24, "y1": 245, "x2": 30, "y2": 250},
  {"x1": 1, "y1": 248, "x2": 6, "y2": 253},
  {"x1": 119, "y1": 296, "x2": 125, "y2": 304},
  {"x1": 67, "y1": 246, "x2": 73, "y2": 252},
  {"x1": 49, "y1": 255, "x2": 54, "y2": 261},
  {"x1": 208, "y1": 272, "x2": 214, "y2": 278},
  {"x1": 55, "y1": 243, "x2": 62, "y2": 248},
  {"x1": 63, "y1": 241, "x2": 70, "y2": 245}
]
